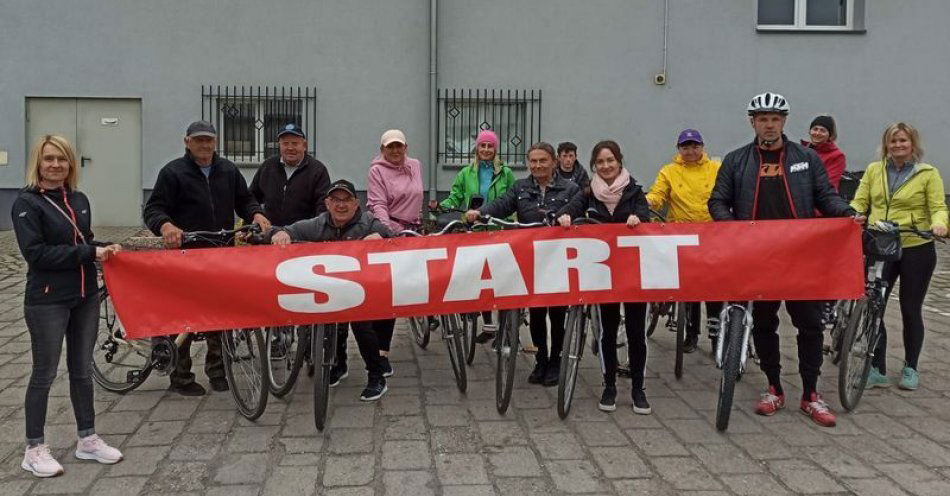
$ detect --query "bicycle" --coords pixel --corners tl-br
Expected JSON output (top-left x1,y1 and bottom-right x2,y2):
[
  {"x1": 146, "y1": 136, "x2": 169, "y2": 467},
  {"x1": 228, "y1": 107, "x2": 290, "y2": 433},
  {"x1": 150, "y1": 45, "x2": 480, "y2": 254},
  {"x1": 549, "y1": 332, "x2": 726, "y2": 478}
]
[
  {"x1": 93, "y1": 224, "x2": 270, "y2": 420},
  {"x1": 266, "y1": 324, "x2": 312, "y2": 398},
  {"x1": 471, "y1": 214, "x2": 549, "y2": 414},
  {"x1": 310, "y1": 322, "x2": 344, "y2": 431},
  {"x1": 396, "y1": 220, "x2": 476, "y2": 393},
  {"x1": 714, "y1": 301, "x2": 755, "y2": 432},
  {"x1": 837, "y1": 222, "x2": 943, "y2": 411}
]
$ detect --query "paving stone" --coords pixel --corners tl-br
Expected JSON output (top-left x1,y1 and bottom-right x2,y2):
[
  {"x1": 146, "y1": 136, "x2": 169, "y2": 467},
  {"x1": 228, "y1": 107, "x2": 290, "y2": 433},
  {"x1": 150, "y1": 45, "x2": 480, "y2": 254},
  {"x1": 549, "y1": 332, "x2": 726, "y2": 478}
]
[
  {"x1": 730, "y1": 433, "x2": 796, "y2": 460},
  {"x1": 30, "y1": 463, "x2": 102, "y2": 494},
  {"x1": 487, "y1": 446, "x2": 543, "y2": 477},
  {"x1": 843, "y1": 477, "x2": 912, "y2": 496},
  {"x1": 663, "y1": 418, "x2": 729, "y2": 444},
  {"x1": 225, "y1": 426, "x2": 280, "y2": 452},
  {"x1": 689, "y1": 443, "x2": 763, "y2": 474},
  {"x1": 325, "y1": 487, "x2": 376, "y2": 496},
  {"x1": 528, "y1": 430, "x2": 586, "y2": 460},
  {"x1": 148, "y1": 461, "x2": 210, "y2": 492},
  {"x1": 111, "y1": 390, "x2": 166, "y2": 411},
  {"x1": 125, "y1": 420, "x2": 186, "y2": 447},
  {"x1": 94, "y1": 411, "x2": 146, "y2": 435},
  {"x1": 262, "y1": 466, "x2": 320, "y2": 496},
  {"x1": 476, "y1": 421, "x2": 528, "y2": 447},
  {"x1": 891, "y1": 435, "x2": 950, "y2": 467},
  {"x1": 383, "y1": 415, "x2": 428, "y2": 441},
  {"x1": 430, "y1": 426, "x2": 481, "y2": 454},
  {"x1": 213, "y1": 453, "x2": 269, "y2": 485},
  {"x1": 327, "y1": 428, "x2": 375, "y2": 454},
  {"x1": 379, "y1": 394, "x2": 422, "y2": 416},
  {"x1": 186, "y1": 409, "x2": 237, "y2": 434},
  {"x1": 768, "y1": 459, "x2": 847, "y2": 494},
  {"x1": 494, "y1": 477, "x2": 554, "y2": 496},
  {"x1": 612, "y1": 478, "x2": 678, "y2": 495},
  {"x1": 382, "y1": 440, "x2": 431, "y2": 469},
  {"x1": 720, "y1": 473, "x2": 792, "y2": 496},
  {"x1": 382, "y1": 470, "x2": 434, "y2": 496},
  {"x1": 801, "y1": 445, "x2": 879, "y2": 478},
  {"x1": 87, "y1": 476, "x2": 149, "y2": 496},
  {"x1": 169, "y1": 433, "x2": 223, "y2": 461},
  {"x1": 148, "y1": 399, "x2": 200, "y2": 421},
  {"x1": 545, "y1": 459, "x2": 604, "y2": 493},
  {"x1": 573, "y1": 421, "x2": 629, "y2": 447},
  {"x1": 324, "y1": 454, "x2": 375, "y2": 487},
  {"x1": 329, "y1": 405, "x2": 375, "y2": 428},
  {"x1": 426, "y1": 404, "x2": 471, "y2": 427},
  {"x1": 106, "y1": 445, "x2": 172, "y2": 476},
  {"x1": 652, "y1": 456, "x2": 724, "y2": 491},
  {"x1": 279, "y1": 436, "x2": 324, "y2": 454},
  {"x1": 205, "y1": 486, "x2": 262, "y2": 496},
  {"x1": 441, "y1": 485, "x2": 497, "y2": 496},
  {"x1": 875, "y1": 463, "x2": 949, "y2": 496},
  {"x1": 435, "y1": 453, "x2": 490, "y2": 485},
  {"x1": 626, "y1": 428, "x2": 690, "y2": 456}
]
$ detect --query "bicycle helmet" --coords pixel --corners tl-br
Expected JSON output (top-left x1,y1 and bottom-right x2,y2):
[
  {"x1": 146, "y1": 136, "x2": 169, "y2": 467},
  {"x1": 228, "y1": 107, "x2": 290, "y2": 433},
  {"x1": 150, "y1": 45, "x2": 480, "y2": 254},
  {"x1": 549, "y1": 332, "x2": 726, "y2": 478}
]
[{"x1": 747, "y1": 92, "x2": 790, "y2": 115}]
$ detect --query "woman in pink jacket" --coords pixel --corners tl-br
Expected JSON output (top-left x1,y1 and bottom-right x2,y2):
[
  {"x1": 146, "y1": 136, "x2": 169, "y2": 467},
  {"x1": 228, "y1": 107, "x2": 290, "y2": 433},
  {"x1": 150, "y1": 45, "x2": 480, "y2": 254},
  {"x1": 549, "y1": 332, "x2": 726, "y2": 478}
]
[{"x1": 366, "y1": 129, "x2": 425, "y2": 376}]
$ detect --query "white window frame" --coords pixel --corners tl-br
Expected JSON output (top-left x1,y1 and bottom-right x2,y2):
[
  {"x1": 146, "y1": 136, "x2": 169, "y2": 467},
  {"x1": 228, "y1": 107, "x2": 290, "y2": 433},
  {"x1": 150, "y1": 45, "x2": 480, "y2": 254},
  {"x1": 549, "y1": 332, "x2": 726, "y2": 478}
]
[
  {"x1": 218, "y1": 99, "x2": 302, "y2": 165},
  {"x1": 757, "y1": 0, "x2": 858, "y2": 32}
]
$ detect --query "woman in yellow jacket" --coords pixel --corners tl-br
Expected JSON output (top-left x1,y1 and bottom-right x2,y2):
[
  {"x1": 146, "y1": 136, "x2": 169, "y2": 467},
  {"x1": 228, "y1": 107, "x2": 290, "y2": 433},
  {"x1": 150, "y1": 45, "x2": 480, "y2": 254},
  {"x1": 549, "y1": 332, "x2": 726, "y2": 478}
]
[
  {"x1": 646, "y1": 129, "x2": 722, "y2": 353},
  {"x1": 850, "y1": 122, "x2": 948, "y2": 391}
]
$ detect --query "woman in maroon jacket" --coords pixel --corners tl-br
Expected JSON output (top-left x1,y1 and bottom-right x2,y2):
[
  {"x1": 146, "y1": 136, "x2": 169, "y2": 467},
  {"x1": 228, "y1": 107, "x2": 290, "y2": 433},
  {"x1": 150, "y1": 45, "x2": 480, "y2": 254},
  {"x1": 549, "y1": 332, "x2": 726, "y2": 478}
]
[{"x1": 802, "y1": 115, "x2": 847, "y2": 191}]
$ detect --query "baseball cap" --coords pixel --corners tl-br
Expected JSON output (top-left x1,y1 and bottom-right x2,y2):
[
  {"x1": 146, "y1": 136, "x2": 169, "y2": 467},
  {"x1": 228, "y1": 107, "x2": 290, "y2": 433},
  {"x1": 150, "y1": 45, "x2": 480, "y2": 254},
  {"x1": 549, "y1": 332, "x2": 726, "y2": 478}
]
[
  {"x1": 186, "y1": 120, "x2": 217, "y2": 138},
  {"x1": 380, "y1": 129, "x2": 407, "y2": 147},
  {"x1": 326, "y1": 179, "x2": 357, "y2": 198},
  {"x1": 677, "y1": 129, "x2": 704, "y2": 145},
  {"x1": 277, "y1": 123, "x2": 306, "y2": 140}
]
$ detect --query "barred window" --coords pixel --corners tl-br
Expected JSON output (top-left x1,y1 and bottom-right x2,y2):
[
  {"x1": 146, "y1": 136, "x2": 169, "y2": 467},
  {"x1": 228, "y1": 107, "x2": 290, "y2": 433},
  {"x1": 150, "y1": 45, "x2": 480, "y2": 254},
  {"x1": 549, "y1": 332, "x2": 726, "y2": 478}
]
[
  {"x1": 438, "y1": 89, "x2": 542, "y2": 168},
  {"x1": 201, "y1": 86, "x2": 317, "y2": 165}
]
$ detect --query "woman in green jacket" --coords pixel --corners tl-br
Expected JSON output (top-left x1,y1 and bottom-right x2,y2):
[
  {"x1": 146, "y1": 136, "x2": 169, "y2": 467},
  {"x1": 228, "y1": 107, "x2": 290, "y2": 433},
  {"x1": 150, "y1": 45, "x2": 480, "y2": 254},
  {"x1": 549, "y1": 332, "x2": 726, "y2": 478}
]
[
  {"x1": 850, "y1": 122, "x2": 948, "y2": 391},
  {"x1": 434, "y1": 130, "x2": 515, "y2": 341}
]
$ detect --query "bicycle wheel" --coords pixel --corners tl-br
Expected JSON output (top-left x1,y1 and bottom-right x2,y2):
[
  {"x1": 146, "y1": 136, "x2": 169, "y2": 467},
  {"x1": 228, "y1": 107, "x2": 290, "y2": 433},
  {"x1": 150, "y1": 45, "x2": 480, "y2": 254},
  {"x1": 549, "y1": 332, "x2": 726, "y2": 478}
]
[
  {"x1": 409, "y1": 316, "x2": 430, "y2": 349},
  {"x1": 557, "y1": 305, "x2": 588, "y2": 419},
  {"x1": 715, "y1": 306, "x2": 745, "y2": 432},
  {"x1": 312, "y1": 324, "x2": 337, "y2": 431},
  {"x1": 463, "y1": 313, "x2": 479, "y2": 365},
  {"x1": 266, "y1": 325, "x2": 308, "y2": 398},
  {"x1": 222, "y1": 328, "x2": 269, "y2": 421},
  {"x1": 828, "y1": 300, "x2": 852, "y2": 365},
  {"x1": 839, "y1": 299, "x2": 876, "y2": 412},
  {"x1": 646, "y1": 302, "x2": 663, "y2": 337},
  {"x1": 442, "y1": 314, "x2": 468, "y2": 393},
  {"x1": 495, "y1": 309, "x2": 520, "y2": 414},
  {"x1": 674, "y1": 303, "x2": 687, "y2": 379},
  {"x1": 92, "y1": 286, "x2": 153, "y2": 393}
]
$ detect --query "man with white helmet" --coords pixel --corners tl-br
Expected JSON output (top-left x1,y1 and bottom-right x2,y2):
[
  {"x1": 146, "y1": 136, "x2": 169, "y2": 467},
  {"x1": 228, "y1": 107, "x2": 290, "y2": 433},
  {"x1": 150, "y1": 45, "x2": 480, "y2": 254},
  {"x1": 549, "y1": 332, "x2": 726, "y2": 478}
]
[{"x1": 708, "y1": 92, "x2": 858, "y2": 428}]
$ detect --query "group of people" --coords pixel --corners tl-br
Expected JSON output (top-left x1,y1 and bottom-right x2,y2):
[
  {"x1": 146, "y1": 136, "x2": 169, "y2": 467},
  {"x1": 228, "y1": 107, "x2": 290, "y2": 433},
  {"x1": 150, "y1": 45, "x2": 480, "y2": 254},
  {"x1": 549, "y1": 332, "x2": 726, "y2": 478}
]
[{"x1": 12, "y1": 90, "x2": 946, "y2": 477}]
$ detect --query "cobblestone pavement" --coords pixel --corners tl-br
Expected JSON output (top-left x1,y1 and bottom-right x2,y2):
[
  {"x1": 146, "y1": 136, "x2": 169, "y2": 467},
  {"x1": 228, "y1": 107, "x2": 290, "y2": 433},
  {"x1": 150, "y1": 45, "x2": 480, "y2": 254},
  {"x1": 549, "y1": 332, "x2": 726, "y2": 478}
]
[{"x1": 1, "y1": 229, "x2": 949, "y2": 495}]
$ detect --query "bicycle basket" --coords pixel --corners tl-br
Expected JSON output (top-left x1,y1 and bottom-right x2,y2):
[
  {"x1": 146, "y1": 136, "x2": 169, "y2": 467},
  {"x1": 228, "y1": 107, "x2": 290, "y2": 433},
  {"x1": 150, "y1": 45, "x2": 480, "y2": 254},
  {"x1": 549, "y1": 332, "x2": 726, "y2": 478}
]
[{"x1": 862, "y1": 228, "x2": 902, "y2": 261}]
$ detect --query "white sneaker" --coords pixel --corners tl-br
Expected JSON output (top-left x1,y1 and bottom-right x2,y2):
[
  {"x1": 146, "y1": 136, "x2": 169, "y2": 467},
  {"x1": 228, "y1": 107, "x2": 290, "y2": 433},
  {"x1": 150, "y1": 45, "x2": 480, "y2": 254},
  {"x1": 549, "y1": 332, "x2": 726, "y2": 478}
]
[
  {"x1": 75, "y1": 434, "x2": 123, "y2": 464},
  {"x1": 21, "y1": 444, "x2": 64, "y2": 478}
]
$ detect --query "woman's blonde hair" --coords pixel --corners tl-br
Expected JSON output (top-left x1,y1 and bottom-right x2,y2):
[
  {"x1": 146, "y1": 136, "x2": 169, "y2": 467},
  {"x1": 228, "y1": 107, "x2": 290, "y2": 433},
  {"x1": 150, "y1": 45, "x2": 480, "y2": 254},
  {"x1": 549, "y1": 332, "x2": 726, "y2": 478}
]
[
  {"x1": 880, "y1": 122, "x2": 923, "y2": 164},
  {"x1": 26, "y1": 135, "x2": 79, "y2": 190}
]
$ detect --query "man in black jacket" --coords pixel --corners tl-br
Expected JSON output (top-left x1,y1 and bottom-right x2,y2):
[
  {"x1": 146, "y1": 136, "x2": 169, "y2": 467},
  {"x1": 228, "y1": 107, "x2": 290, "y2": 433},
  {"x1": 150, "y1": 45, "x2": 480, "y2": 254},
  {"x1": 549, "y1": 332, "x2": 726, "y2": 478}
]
[
  {"x1": 143, "y1": 120, "x2": 271, "y2": 396},
  {"x1": 271, "y1": 179, "x2": 392, "y2": 401},
  {"x1": 250, "y1": 123, "x2": 331, "y2": 227},
  {"x1": 555, "y1": 141, "x2": 590, "y2": 189},
  {"x1": 709, "y1": 92, "x2": 858, "y2": 428}
]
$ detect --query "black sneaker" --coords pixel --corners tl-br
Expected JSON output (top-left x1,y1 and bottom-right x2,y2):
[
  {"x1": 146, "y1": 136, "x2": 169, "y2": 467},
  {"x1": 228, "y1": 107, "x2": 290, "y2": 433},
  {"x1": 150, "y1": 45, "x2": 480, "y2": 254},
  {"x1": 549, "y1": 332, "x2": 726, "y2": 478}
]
[
  {"x1": 543, "y1": 359, "x2": 560, "y2": 387},
  {"x1": 474, "y1": 331, "x2": 496, "y2": 344},
  {"x1": 632, "y1": 388, "x2": 652, "y2": 415},
  {"x1": 527, "y1": 361, "x2": 546, "y2": 384},
  {"x1": 427, "y1": 317, "x2": 440, "y2": 332},
  {"x1": 169, "y1": 382, "x2": 206, "y2": 396},
  {"x1": 599, "y1": 385, "x2": 617, "y2": 412},
  {"x1": 683, "y1": 334, "x2": 699, "y2": 354},
  {"x1": 380, "y1": 357, "x2": 394, "y2": 378},
  {"x1": 209, "y1": 377, "x2": 229, "y2": 392},
  {"x1": 329, "y1": 365, "x2": 348, "y2": 388},
  {"x1": 360, "y1": 377, "x2": 388, "y2": 401}
]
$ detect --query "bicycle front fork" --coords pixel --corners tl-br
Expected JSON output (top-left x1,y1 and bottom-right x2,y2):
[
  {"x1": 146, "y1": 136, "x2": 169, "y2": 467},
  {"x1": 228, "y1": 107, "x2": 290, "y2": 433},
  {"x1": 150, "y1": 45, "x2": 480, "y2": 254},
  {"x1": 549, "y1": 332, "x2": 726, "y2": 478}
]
[{"x1": 715, "y1": 304, "x2": 753, "y2": 372}]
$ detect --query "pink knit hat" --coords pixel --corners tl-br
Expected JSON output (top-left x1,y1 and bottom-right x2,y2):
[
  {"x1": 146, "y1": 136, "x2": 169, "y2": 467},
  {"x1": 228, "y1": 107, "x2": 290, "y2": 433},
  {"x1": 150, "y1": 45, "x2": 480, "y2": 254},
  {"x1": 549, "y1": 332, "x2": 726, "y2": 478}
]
[{"x1": 475, "y1": 130, "x2": 499, "y2": 149}]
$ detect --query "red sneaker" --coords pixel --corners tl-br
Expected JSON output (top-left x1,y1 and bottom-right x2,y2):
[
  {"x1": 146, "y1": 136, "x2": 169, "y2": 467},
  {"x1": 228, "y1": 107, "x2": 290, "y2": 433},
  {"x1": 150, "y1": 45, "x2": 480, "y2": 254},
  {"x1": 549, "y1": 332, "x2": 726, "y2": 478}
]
[
  {"x1": 800, "y1": 392, "x2": 837, "y2": 427},
  {"x1": 754, "y1": 385, "x2": 785, "y2": 416}
]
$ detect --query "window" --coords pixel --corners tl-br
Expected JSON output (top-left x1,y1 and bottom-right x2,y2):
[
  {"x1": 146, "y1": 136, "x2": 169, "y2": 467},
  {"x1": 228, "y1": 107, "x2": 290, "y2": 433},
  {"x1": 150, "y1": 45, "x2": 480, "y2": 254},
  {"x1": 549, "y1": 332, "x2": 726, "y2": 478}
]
[
  {"x1": 757, "y1": 0, "x2": 864, "y2": 31},
  {"x1": 201, "y1": 86, "x2": 317, "y2": 165},
  {"x1": 437, "y1": 89, "x2": 542, "y2": 167}
]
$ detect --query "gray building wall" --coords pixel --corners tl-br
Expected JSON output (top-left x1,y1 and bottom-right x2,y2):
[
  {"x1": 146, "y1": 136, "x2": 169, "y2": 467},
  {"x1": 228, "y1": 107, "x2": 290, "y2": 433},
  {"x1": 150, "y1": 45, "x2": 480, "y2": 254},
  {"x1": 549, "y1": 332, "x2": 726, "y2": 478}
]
[{"x1": 2, "y1": 0, "x2": 949, "y2": 229}]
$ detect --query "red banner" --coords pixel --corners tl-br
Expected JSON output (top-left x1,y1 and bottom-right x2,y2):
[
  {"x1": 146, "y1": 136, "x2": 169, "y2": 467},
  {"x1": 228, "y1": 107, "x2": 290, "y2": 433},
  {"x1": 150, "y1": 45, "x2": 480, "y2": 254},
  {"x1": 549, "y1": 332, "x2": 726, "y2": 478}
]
[{"x1": 104, "y1": 218, "x2": 864, "y2": 338}]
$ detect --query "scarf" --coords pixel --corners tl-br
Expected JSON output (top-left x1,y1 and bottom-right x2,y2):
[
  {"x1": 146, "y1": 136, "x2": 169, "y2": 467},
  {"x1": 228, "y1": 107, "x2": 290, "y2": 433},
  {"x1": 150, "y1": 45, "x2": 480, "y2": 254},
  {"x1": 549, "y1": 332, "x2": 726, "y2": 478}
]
[{"x1": 591, "y1": 168, "x2": 631, "y2": 215}]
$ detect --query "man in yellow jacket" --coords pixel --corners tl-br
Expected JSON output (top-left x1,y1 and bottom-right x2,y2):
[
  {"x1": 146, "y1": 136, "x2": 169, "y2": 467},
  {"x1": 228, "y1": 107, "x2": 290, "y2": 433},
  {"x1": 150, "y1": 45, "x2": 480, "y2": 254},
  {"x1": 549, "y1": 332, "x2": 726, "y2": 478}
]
[{"x1": 646, "y1": 129, "x2": 722, "y2": 353}]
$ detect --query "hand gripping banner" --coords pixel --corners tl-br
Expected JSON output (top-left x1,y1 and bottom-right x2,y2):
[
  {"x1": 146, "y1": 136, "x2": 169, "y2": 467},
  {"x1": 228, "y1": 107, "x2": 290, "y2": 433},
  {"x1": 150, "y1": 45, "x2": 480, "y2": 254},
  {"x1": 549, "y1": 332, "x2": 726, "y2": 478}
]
[{"x1": 104, "y1": 218, "x2": 864, "y2": 338}]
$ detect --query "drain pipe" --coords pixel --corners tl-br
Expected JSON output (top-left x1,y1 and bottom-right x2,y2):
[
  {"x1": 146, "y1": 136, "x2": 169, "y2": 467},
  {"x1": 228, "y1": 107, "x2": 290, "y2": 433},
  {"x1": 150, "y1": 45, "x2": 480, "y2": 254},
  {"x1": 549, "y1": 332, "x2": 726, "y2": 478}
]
[{"x1": 427, "y1": 0, "x2": 439, "y2": 202}]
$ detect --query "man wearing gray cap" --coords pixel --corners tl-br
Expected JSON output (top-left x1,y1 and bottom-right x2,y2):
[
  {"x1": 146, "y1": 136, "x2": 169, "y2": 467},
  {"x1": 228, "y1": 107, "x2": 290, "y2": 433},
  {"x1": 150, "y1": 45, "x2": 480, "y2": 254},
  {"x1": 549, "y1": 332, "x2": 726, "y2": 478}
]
[{"x1": 143, "y1": 120, "x2": 271, "y2": 396}]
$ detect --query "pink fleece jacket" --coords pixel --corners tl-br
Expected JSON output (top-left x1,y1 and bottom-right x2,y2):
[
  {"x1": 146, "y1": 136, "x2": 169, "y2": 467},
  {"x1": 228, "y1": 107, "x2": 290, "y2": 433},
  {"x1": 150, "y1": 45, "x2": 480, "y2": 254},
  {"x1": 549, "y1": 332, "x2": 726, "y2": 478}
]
[{"x1": 366, "y1": 155, "x2": 424, "y2": 231}]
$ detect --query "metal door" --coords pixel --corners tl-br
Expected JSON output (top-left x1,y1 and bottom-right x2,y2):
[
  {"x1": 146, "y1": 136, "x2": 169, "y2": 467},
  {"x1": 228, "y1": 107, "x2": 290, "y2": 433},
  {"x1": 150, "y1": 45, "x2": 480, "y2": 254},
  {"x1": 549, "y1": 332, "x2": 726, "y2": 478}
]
[{"x1": 26, "y1": 98, "x2": 142, "y2": 226}]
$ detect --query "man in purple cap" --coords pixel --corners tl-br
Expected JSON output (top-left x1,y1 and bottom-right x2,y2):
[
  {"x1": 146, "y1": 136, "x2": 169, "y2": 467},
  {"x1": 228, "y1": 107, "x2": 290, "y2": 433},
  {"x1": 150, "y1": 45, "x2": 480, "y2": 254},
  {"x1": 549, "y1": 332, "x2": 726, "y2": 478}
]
[{"x1": 646, "y1": 129, "x2": 722, "y2": 353}]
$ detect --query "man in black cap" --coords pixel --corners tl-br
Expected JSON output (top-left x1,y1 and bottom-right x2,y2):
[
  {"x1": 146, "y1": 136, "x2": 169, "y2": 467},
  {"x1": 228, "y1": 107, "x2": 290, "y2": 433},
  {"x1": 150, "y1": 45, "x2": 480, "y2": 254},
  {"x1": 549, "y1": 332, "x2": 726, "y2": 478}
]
[
  {"x1": 144, "y1": 120, "x2": 272, "y2": 396},
  {"x1": 250, "y1": 123, "x2": 331, "y2": 227},
  {"x1": 270, "y1": 179, "x2": 392, "y2": 401}
]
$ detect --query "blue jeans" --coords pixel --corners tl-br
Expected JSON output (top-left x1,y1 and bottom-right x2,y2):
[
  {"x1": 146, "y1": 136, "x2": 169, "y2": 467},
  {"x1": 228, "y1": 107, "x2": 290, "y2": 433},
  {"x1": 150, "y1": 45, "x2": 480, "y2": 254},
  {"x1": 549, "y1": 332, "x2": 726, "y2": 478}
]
[{"x1": 24, "y1": 295, "x2": 98, "y2": 444}]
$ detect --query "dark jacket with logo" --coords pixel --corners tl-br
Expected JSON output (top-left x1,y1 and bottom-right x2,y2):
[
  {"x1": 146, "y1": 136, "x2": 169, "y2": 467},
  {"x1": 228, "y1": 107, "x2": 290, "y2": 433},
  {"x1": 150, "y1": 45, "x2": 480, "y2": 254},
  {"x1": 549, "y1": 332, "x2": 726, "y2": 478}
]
[
  {"x1": 279, "y1": 208, "x2": 392, "y2": 242},
  {"x1": 558, "y1": 177, "x2": 651, "y2": 223},
  {"x1": 12, "y1": 187, "x2": 99, "y2": 305},
  {"x1": 143, "y1": 151, "x2": 263, "y2": 235},
  {"x1": 479, "y1": 176, "x2": 580, "y2": 223},
  {"x1": 708, "y1": 137, "x2": 854, "y2": 221},
  {"x1": 249, "y1": 154, "x2": 331, "y2": 227}
]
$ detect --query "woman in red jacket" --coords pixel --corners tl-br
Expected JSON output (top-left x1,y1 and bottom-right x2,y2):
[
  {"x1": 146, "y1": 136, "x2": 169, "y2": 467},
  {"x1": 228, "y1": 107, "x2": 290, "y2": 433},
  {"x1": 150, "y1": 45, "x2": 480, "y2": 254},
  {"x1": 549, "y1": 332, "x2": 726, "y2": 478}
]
[{"x1": 802, "y1": 115, "x2": 847, "y2": 191}]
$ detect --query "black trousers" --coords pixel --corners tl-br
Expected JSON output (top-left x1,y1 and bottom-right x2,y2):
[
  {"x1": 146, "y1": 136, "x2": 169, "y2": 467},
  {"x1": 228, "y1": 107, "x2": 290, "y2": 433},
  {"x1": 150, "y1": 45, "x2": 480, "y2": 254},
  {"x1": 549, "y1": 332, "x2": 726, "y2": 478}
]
[
  {"x1": 529, "y1": 306, "x2": 567, "y2": 363},
  {"x1": 372, "y1": 318, "x2": 395, "y2": 353},
  {"x1": 687, "y1": 301, "x2": 724, "y2": 337},
  {"x1": 874, "y1": 242, "x2": 937, "y2": 373},
  {"x1": 24, "y1": 296, "x2": 98, "y2": 444},
  {"x1": 752, "y1": 300, "x2": 824, "y2": 397},
  {"x1": 170, "y1": 332, "x2": 224, "y2": 387},
  {"x1": 599, "y1": 302, "x2": 647, "y2": 389},
  {"x1": 336, "y1": 322, "x2": 384, "y2": 379}
]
